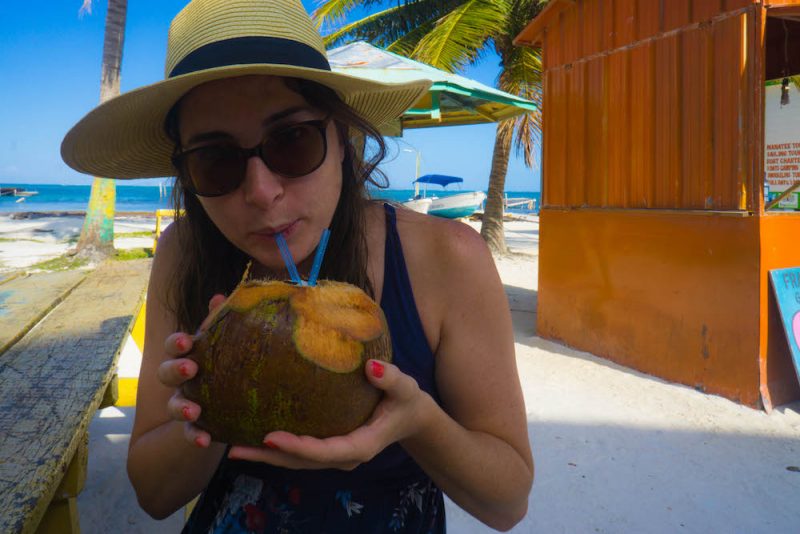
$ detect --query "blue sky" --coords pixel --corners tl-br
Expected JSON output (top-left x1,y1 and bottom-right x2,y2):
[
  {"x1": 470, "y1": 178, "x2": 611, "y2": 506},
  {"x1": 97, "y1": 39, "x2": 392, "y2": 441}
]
[{"x1": 0, "y1": 1, "x2": 540, "y2": 192}]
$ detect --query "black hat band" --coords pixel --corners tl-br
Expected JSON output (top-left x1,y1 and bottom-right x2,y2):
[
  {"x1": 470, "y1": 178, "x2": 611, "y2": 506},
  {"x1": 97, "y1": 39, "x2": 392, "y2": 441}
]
[{"x1": 169, "y1": 36, "x2": 331, "y2": 78}]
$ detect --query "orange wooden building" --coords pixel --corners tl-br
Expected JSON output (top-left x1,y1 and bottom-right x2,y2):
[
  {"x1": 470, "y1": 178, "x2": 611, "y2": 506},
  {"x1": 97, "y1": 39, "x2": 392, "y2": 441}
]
[{"x1": 515, "y1": 0, "x2": 800, "y2": 410}]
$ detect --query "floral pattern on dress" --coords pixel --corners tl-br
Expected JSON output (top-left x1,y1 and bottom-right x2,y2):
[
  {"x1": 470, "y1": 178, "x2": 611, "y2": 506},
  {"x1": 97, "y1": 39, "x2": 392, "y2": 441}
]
[
  {"x1": 389, "y1": 482, "x2": 426, "y2": 532},
  {"x1": 190, "y1": 470, "x2": 444, "y2": 533},
  {"x1": 208, "y1": 475, "x2": 308, "y2": 534},
  {"x1": 335, "y1": 490, "x2": 364, "y2": 517}
]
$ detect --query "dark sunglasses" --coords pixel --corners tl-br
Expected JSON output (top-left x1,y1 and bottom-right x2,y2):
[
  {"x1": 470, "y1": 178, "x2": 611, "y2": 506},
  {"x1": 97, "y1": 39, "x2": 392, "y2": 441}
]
[{"x1": 173, "y1": 116, "x2": 331, "y2": 197}]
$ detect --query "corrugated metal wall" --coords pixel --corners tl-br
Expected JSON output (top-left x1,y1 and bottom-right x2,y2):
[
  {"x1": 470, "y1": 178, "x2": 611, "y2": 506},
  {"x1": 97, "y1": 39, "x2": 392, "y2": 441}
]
[{"x1": 541, "y1": 0, "x2": 761, "y2": 210}]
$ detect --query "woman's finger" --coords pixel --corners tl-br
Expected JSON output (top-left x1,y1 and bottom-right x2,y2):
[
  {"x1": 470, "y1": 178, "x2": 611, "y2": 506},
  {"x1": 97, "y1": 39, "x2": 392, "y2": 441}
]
[
  {"x1": 227, "y1": 440, "x2": 362, "y2": 471},
  {"x1": 365, "y1": 360, "x2": 418, "y2": 402},
  {"x1": 166, "y1": 391, "x2": 200, "y2": 422},
  {"x1": 253, "y1": 427, "x2": 382, "y2": 468},
  {"x1": 183, "y1": 422, "x2": 212, "y2": 448},
  {"x1": 208, "y1": 293, "x2": 226, "y2": 312},
  {"x1": 157, "y1": 357, "x2": 197, "y2": 387},
  {"x1": 164, "y1": 332, "x2": 194, "y2": 357},
  {"x1": 198, "y1": 293, "x2": 227, "y2": 332}
]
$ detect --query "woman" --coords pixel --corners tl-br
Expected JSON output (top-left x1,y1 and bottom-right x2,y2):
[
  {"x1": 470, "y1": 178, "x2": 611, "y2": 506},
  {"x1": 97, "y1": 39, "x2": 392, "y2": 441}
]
[{"x1": 62, "y1": 1, "x2": 533, "y2": 532}]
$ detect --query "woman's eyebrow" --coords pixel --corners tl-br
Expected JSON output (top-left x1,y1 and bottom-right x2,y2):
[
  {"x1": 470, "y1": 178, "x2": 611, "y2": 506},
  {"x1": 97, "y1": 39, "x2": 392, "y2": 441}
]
[
  {"x1": 262, "y1": 106, "x2": 314, "y2": 128},
  {"x1": 184, "y1": 130, "x2": 233, "y2": 147},
  {"x1": 184, "y1": 106, "x2": 314, "y2": 147}
]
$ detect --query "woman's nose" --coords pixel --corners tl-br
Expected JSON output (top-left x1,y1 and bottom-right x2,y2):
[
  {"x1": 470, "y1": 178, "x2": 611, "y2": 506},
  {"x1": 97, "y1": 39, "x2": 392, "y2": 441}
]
[{"x1": 241, "y1": 155, "x2": 284, "y2": 207}]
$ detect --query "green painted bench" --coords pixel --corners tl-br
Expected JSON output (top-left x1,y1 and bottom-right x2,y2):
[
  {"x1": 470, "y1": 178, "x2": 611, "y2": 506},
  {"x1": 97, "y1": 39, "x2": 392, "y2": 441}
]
[{"x1": 0, "y1": 259, "x2": 151, "y2": 533}]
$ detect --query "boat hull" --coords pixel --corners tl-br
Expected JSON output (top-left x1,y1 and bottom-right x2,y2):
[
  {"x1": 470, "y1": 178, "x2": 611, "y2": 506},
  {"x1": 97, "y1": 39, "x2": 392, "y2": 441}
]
[
  {"x1": 402, "y1": 197, "x2": 432, "y2": 214},
  {"x1": 428, "y1": 191, "x2": 486, "y2": 219}
]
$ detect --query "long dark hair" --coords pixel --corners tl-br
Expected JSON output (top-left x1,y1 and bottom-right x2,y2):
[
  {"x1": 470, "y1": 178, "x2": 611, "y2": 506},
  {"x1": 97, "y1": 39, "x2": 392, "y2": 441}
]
[{"x1": 163, "y1": 77, "x2": 389, "y2": 331}]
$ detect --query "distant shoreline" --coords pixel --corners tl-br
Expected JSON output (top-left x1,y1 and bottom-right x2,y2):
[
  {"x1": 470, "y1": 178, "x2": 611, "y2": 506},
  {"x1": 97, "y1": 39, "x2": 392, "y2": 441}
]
[{"x1": 1, "y1": 211, "x2": 161, "y2": 219}]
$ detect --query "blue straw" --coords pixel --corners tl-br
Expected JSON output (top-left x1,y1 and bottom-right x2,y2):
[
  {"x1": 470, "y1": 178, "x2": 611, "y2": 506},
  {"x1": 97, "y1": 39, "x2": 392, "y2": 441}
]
[
  {"x1": 275, "y1": 232, "x2": 303, "y2": 285},
  {"x1": 307, "y1": 228, "x2": 330, "y2": 287}
]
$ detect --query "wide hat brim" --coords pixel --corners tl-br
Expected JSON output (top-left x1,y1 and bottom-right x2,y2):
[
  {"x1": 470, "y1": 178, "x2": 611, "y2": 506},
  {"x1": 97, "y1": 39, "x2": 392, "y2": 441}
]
[{"x1": 61, "y1": 64, "x2": 431, "y2": 179}]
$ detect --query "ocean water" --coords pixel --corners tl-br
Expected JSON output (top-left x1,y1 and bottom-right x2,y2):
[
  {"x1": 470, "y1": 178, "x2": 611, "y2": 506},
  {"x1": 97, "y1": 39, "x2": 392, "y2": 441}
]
[
  {"x1": 0, "y1": 183, "x2": 540, "y2": 215},
  {"x1": 0, "y1": 184, "x2": 173, "y2": 213}
]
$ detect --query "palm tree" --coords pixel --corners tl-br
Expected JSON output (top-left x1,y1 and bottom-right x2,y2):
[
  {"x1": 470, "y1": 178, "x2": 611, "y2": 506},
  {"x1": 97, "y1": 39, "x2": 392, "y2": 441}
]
[
  {"x1": 74, "y1": 0, "x2": 127, "y2": 261},
  {"x1": 314, "y1": 0, "x2": 544, "y2": 254}
]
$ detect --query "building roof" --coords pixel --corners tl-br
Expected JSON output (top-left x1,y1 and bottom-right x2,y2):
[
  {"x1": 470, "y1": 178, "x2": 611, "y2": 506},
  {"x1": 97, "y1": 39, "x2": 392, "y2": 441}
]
[
  {"x1": 513, "y1": 0, "x2": 573, "y2": 47},
  {"x1": 513, "y1": 0, "x2": 800, "y2": 48}
]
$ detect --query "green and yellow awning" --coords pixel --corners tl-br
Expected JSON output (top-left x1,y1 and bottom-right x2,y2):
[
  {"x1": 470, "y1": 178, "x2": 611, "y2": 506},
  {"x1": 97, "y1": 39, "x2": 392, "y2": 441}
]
[{"x1": 328, "y1": 42, "x2": 537, "y2": 135}]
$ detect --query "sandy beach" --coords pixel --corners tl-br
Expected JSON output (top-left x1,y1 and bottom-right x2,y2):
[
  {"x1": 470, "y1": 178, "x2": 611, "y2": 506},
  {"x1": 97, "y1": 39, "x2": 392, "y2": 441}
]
[
  {"x1": 0, "y1": 212, "x2": 158, "y2": 271},
  {"x1": 2, "y1": 212, "x2": 799, "y2": 533}
]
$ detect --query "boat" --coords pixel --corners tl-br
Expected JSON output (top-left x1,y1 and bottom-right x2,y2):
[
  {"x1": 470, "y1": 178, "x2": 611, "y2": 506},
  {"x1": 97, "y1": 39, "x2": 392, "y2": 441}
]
[
  {"x1": 402, "y1": 196, "x2": 432, "y2": 214},
  {"x1": 411, "y1": 175, "x2": 486, "y2": 219},
  {"x1": 0, "y1": 187, "x2": 38, "y2": 198}
]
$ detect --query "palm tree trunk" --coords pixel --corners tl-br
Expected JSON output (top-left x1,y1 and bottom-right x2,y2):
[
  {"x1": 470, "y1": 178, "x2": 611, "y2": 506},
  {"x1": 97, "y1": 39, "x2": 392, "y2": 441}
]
[
  {"x1": 480, "y1": 123, "x2": 512, "y2": 255},
  {"x1": 75, "y1": 0, "x2": 127, "y2": 260}
]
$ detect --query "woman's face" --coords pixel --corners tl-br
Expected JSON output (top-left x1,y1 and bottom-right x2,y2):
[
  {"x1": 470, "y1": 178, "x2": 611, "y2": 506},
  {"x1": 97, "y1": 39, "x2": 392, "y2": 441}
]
[{"x1": 177, "y1": 75, "x2": 344, "y2": 274}]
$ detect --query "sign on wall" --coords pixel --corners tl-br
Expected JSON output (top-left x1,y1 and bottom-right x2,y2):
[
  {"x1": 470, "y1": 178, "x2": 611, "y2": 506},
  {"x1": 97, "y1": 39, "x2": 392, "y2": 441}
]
[
  {"x1": 764, "y1": 82, "x2": 800, "y2": 210},
  {"x1": 769, "y1": 267, "x2": 800, "y2": 385}
]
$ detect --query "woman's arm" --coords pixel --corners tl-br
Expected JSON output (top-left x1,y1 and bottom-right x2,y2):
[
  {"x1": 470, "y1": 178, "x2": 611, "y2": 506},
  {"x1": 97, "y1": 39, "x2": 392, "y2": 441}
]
[
  {"x1": 398, "y1": 216, "x2": 533, "y2": 530},
  {"x1": 127, "y1": 223, "x2": 226, "y2": 519}
]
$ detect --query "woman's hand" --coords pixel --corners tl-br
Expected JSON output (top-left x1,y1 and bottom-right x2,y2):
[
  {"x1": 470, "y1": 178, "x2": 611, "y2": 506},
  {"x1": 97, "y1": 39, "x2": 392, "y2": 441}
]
[
  {"x1": 156, "y1": 293, "x2": 227, "y2": 449},
  {"x1": 226, "y1": 359, "x2": 434, "y2": 470}
]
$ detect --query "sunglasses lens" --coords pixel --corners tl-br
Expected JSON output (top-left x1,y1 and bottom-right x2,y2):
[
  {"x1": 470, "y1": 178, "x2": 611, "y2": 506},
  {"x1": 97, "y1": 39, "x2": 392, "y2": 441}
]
[
  {"x1": 183, "y1": 145, "x2": 245, "y2": 197},
  {"x1": 176, "y1": 120, "x2": 329, "y2": 197},
  {"x1": 263, "y1": 122, "x2": 326, "y2": 177}
]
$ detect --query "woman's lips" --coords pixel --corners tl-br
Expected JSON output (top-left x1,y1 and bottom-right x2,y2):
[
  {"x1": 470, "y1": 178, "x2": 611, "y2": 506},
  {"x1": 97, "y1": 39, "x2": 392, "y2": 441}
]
[{"x1": 252, "y1": 220, "x2": 297, "y2": 239}]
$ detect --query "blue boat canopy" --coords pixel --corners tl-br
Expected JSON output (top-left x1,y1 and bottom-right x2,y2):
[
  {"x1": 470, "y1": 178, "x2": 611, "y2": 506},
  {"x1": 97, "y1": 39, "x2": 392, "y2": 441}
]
[{"x1": 413, "y1": 174, "x2": 464, "y2": 187}]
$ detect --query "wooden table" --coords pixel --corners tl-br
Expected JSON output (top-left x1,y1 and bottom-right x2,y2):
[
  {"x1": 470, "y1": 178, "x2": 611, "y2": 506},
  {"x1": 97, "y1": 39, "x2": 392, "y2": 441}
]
[{"x1": 0, "y1": 259, "x2": 151, "y2": 533}]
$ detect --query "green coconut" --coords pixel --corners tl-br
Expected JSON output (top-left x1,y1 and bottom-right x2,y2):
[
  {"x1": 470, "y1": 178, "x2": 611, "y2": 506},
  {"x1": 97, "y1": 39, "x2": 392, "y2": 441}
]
[{"x1": 182, "y1": 279, "x2": 392, "y2": 446}]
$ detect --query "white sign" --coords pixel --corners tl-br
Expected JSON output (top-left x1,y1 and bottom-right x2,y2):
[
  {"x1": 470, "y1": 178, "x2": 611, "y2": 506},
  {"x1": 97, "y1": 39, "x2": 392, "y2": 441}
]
[{"x1": 764, "y1": 82, "x2": 800, "y2": 209}]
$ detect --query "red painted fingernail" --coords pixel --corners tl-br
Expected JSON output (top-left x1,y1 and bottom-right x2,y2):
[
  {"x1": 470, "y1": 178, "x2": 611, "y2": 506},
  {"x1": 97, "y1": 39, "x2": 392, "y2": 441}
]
[
  {"x1": 176, "y1": 337, "x2": 188, "y2": 352},
  {"x1": 181, "y1": 406, "x2": 192, "y2": 420},
  {"x1": 264, "y1": 440, "x2": 280, "y2": 450},
  {"x1": 194, "y1": 436, "x2": 205, "y2": 448},
  {"x1": 179, "y1": 363, "x2": 190, "y2": 377},
  {"x1": 371, "y1": 361, "x2": 384, "y2": 378}
]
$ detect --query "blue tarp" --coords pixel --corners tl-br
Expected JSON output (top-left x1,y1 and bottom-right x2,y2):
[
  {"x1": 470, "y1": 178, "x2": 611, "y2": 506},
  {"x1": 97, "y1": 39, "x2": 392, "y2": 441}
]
[{"x1": 413, "y1": 174, "x2": 464, "y2": 187}]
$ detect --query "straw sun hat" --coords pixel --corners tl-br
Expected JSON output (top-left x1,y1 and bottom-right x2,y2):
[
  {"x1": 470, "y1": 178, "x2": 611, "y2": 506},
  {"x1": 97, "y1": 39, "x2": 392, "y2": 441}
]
[{"x1": 61, "y1": 0, "x2": 431, "y2": 179}]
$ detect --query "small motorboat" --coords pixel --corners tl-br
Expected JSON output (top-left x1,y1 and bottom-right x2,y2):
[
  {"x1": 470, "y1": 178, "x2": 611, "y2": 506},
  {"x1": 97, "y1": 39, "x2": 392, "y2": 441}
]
[
  {"x1": 402, "y1": 196, "x2": 433, "y2": 214},
  {"x1": 412, "y1": 175, "x2": 486, "y2": 219}
]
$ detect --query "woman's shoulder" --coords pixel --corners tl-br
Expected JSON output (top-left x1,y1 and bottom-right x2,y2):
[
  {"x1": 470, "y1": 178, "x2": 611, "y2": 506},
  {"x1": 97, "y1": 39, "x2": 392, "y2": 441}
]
[
  {"x1": 391, "y1": 205, "x2": 492, "y2": 273},
  {"x1": 153, "y1": 216, "x2": 186, "y2": 265},
  {"x1": 382, "y1": 205, "x2": 498, "y2": 322},
  {"x1": 149, "y1": 216, "x2": 189, "y2": 293}
]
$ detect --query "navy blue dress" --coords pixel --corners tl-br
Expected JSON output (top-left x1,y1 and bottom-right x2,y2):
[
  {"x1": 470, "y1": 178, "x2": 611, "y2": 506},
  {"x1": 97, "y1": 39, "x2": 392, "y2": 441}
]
[{"x1": 183, "y1": 204, "x2": 446, "y2": 533}]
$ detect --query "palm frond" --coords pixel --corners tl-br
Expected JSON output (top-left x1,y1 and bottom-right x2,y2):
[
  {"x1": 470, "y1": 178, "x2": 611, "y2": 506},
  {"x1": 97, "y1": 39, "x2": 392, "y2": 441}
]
[
  {"x1": 319, "y1": 1, "x2": 459, "y2": 49},
  {"x1": 499, "y1": 43, "x2": 542, "y2": 92},
  {"x1": 312, "y1": 0, "x2": 387, "y2": 31},
  {"x1": 496, "y1": 45, "x2": 542, "y2": 168},
  {"x1": 386, "y1": 21, "x2": 440, "y2": 57},
  {"x1": 412, "y1": 0, "x2": 508, "y2": 72},
  {"x1": 492, "y1": 0, "x2": 546, "y2": 60},
  {"x1": 321, "y1": 5, "x2": 402, "y2": 48}
]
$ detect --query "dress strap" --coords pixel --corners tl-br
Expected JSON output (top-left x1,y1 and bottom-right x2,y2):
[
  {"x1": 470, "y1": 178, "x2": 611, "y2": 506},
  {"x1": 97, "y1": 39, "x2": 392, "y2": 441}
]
[{"x1": 380, "y1": 203, "x2": 439, "y2": 402}]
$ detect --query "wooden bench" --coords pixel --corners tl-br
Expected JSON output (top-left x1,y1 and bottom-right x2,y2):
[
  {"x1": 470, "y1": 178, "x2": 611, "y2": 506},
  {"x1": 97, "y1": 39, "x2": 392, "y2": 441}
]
[{"x1": 0, "y1": 259, "x2": 151, "y2": 533}]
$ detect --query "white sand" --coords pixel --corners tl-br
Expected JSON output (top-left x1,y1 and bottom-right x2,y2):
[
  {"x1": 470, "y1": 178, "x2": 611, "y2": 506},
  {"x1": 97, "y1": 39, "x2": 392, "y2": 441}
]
[
  {"x1": 2, "y1": 213, "x2": 798, "y2": 532},
  {"x1": 0, "y1": 213, "x2": 157, "y2": 271}
]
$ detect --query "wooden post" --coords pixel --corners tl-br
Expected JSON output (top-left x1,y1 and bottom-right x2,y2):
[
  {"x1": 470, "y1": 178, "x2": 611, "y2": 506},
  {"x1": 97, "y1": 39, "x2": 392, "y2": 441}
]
[{"x1": 34, "y1": 433, "x2": 88, "y2": 534}]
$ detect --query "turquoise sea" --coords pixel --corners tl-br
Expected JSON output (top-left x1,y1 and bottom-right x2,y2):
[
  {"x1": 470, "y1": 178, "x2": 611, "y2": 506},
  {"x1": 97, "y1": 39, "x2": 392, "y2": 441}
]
[{"x1": 0, "y1": 183, "x2": 540, "y2": 214}]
